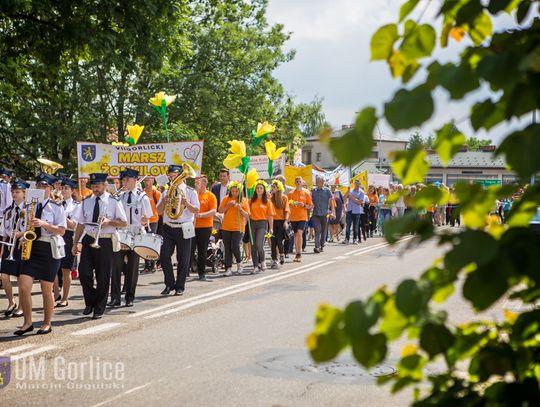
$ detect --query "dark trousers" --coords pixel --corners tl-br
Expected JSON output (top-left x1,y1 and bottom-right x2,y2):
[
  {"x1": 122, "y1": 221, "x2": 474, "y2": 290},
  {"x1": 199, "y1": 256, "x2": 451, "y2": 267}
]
[
  {"x1": 144, "y1": 222, "x2": 158, "y2": 270},
  {"x1": 359, "y1": 213, "x2": 368, "y2": 241},
  {"x1": 222, "y1": 230, "x2": 242, "y2": 268},
  {"x1": 111, "y1": 250, "x2": 140, "y2": 302},
  {"x1": 345, "y1": 211, "x2": 360, "y2": 241},
  {"x1": 312, "y1": 215, "x2": 328, "y2": 250},
  {"x1": 160, "y1": 224, "x2": 192, "y2": 291},
  {"x1": 110, "y1": 251, "x2": 125, "y2": 302},
  {"x1": 271, "y1": 219, "x2": 286, "y2": 260},
  {"x1": 190, "y1": 227, "x2": 212, "y2": 277},
  {"x1": 79, "y1": 236, "x2": 113, "y2": 316},
  {"x1": 368, "y1": 206, "x2": 377, "y2": 233}
]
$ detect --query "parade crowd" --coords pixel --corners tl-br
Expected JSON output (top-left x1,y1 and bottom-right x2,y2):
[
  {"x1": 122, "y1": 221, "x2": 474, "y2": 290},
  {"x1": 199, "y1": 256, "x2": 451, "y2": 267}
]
[{"x1": 1, "y1": 164, "x2": 515, "y2": 337}]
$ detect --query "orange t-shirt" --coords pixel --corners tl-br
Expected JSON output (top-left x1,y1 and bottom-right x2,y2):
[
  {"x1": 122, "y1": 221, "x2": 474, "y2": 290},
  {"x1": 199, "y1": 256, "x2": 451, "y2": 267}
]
[
  {"x1": 145, "y1": 187, "x2": 162, "y2": 223},
  {"x1": 220, "y1": 196, "x2": 250, "y2": 232},
  {"x1": 288, "y1": 189, "x2": 312, "y2": 222},
  {"x1": 249, "y1": 199, "x2": 275, "y2": 221},
  {"x1": 368, "y1": 193, "x2": 379, "y2": 206},
  {"x1": 271, "y1": 195, "x2": 290, "y2": 220},
  {"x1": 195, "y1": 190, "x2": 217, "y2": 229},
  {"x1": 79, "y1": 187, "x2": 93, "y2": 199}
]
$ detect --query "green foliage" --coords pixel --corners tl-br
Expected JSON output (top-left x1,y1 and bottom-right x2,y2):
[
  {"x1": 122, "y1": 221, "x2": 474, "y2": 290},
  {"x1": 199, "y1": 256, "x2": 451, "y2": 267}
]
[{"x1": 308, "y1": 1, "x2": 540, "y2": 405}]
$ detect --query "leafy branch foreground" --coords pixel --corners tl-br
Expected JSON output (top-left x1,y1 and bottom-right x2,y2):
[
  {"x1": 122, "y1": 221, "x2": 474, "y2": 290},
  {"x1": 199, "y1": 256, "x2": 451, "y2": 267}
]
[{"x1": 307, "y1": 1, "x2": 540, "y2": 405}]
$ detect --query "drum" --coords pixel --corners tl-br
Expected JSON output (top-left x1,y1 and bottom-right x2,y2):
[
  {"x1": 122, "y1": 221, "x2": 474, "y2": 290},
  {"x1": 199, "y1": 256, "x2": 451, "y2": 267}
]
[
  {"x1": 133, "y1": 233, "x2": 163, "y2": 260},
  {"x1": 118, "y1": 229, "x2": 134, "y2": 251}
]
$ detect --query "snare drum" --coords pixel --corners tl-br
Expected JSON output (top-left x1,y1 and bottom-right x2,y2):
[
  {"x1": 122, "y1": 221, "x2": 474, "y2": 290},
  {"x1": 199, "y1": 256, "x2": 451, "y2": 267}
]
[
  {"x1": 117, "y1": 229, "x2": 134, "y2": 251},
  {"x1": 133, "y1": 233, "x2": 163, "y2": 260}
]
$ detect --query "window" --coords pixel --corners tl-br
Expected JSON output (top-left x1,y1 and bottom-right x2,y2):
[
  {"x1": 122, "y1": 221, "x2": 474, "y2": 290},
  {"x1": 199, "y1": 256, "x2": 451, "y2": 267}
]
[
  {"x1": 302, "y1": 150, "x2": 312, "y2": 164},
  {"x1": 371, "y1": 151, "x2": 379, "y2": 159},
  {"x1": 425, "y1": 174, "x2": 443, "y2": 184},
  {"x1": 316, "y1": 152, "x2": 322, "y2": 162}
]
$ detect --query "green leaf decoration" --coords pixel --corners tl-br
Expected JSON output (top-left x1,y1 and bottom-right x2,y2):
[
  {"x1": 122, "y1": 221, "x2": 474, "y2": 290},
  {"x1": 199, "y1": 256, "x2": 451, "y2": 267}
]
[
  {"x1": 419, "y1": 323, "x2": 455, "y2": 359},
  {"x1": 468, "y1": 11, "x2": 493, "y2": 45},
  {"x1": 444, "y1": 229, "x2": 498, "y2": 273},
  {"x1": 428, "y1": 62, "x2": 480, "y2": 99},
  {"x1": 487, "y1": 0, "x2": 521, "y2": 14},
  {"x1": 395, "y1": 279, "x2": 425, "y2": 317},
  {"x1": 384, "y1": 85, "x2": 434, "y2": 130},
  {"x1": 383, "y1": 212, "x2": 434, "y2": 244},
  {"x1": 470, "y1": 99, "x2": 505, "y2": 131},
  {"x1": 379, "y1": 299, "x2": 409, "y2": 340},
  {"x1": 463, "y1": 258, "x2": 511, "y2": 311},
  {"x1": 469, "y1": 344, "x2": 515, "y2": 381},
  {"x1": 371, "y1": 24, "x2": 399, "y2": 61},
  {"x1": 390, "y1": 148, "x2": 429, "y2": 185},
  {"x1": 433, "y1": 123, "x2": 467, "y2": 166},
  {"x1": 400, "y1": 20, "x2": 436, "y2": 60},
  {"x1": 476, "y1": 53, "x2": 520, "y2": 91},
  {"x1": 511, "y1": 310, "x2": 540, "y2": 341},
  {"x1": 329, "y1": 107, "x2": 376, "y2": 165},
  {"x1": 497, "y1": 124, "x2": 540, "y2": 180},
  {"x1": 399, "y1": 0, "x2": 420, "y2": 22},
  {"x1": 352, "y1": 333, "x2": 388, "y2": 369},
  {"x1": 413, "y1": 185, "x2": 450, "y2": 209},
  {"x1": 307, "y1": 304, "x2": 347, "y2": 363},
  {"x1": 344, "y1": 300, "x2": 380, "y2": 340}
]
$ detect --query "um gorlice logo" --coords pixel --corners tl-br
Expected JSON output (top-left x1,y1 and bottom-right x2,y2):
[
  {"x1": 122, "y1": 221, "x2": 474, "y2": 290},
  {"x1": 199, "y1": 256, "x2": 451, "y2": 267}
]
[
  {"x1": 81, "y1": 145, "x2": 97, "y2": 162},
  {"x1": 0, "y1": 356, "x2": 11, "y2": 389}
]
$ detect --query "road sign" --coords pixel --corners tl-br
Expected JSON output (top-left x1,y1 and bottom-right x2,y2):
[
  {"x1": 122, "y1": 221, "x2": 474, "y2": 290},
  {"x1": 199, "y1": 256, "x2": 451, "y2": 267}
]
[{"x1": 476, "y1": 179, "x2": 502, "y2": 186}]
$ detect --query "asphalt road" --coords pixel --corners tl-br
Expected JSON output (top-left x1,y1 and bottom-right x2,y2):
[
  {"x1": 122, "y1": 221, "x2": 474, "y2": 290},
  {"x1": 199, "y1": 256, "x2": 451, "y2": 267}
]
[{"x1": 0, "y1": 235, "x2": 477, "y2": 406}]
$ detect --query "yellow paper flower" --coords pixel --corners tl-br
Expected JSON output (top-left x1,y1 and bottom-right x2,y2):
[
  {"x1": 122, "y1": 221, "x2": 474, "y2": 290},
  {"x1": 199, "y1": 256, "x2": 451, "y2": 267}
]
[
  {"x1": 265, "y1": 140, "x2": 286, "y2": 161},
  {"x1": 228, "y1": 140, "x2": 246, "y2": 156},
  {"x1": 265, "y1": 232, "x2": 273, "y2": 239},
  {"x1": 223, "y1": 140, "x2": 247, "y2": 170},
  {"x1": 255, "y1": 121, "x2": 276, "y2": 138},
  {"x1": 246, "y1": 168, "x2": 260, "y2": 189},
  {"x1": 149, "y1": 91, "x2": 176, "y2": 107},
  {"x1": 127, "y1": 124, "x2": 144, "y2": 144},
  {"x1": 227, "y1": 180, "x2": 243, "y2": 190},
  {"x1": 271, "y1": 179, "x2": 285, "y2": 192},
  {"x1": 223, "y1": 154, "x2": 243, "y2": 170},
  {"x1": 254, "y1": 179, "x2": 269, "y2": 191}
]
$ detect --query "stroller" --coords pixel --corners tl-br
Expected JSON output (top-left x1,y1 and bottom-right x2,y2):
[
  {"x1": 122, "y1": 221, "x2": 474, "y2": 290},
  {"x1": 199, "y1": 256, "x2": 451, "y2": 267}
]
[{"x1": 190, "y1": 214, "x2": 224, "y2": 274}]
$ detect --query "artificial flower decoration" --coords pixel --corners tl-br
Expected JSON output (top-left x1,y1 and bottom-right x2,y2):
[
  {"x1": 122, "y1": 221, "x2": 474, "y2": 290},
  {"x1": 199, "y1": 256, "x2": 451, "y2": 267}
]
[
  {"x1": 223, "y1": 140, "x2": 249, "y2": 171},
  {"x1": 149, "y1": 91, "x2": 176, "y2": 143},
  {"x1": 252, "y1": 121, "x2": 276, "y2": 147},
  {"x1": 271, "y1": 179, "x2": 285, "y2": 193},
  {"x1": 265, "y1": 140, "x2": 286, "y2": 177},
  {"x1": 254, "y1": 179, "x2": 269, "y2": 191},
  {"x1": 227, "y1": 180, "x2": 244, "y2": 191},
  {"x1": 149, "y1": 91, "x2": 176, "y2": 107},
  {"x1": 246, "y1": 168, "x2": 260, "y2": 190},
  {"x1": 264, "y1": 232, "x2": 274, "y2": 239},
  {"x1": 126, "y1": 124, "x2": 144, "y2": 145}
]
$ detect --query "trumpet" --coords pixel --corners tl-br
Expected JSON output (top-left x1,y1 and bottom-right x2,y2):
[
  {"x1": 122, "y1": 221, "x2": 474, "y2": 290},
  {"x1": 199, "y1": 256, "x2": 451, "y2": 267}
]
[{"x1": 91, "y1": 209, "x2": 107, "y2": 249}]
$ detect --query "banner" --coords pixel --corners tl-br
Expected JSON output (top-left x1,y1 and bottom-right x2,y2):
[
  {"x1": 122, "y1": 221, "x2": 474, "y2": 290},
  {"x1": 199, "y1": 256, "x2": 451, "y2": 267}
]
[
  {"x1": 230, "y1": 154, "x2": 285, "y2": 182},
  {"x1": 343, "y1": 170, "x2": 368, "y2": 193},
  {"x1": 284, "y1": 164, "x2": 313, "y2": 189},
  {"x1": 369, "y1": 173, "x2": 391, "y2": 188},
  {"x1": 77, "y1": 141, "x2": 204, "y2": 177}
]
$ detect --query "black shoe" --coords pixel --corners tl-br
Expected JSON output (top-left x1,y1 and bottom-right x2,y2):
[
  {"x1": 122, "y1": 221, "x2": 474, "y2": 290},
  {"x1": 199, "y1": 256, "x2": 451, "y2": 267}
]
[
  {"x1": 320, "y1": 247, "x2": 324, "y2": 252},
  {"x1": 12, "y1": 309, "x2": 24, "y2": 317},
  {"x1": 107, "y1": 300, "x2": 121, "y2": 307},
  {"x1": 174, "y1": 289, "x2": 184, "y2": 296},
  {"x1": 82, "y1": 306, "x2": 93, "y2": 315},
  {"x1": 36, "y1": 326, "x2": 52, "y2": 335},
  {"x1": 54, "y1": 294, "x2": 61, "y2": 302},
  {"x1": 125, "y1": 301, "x2": 133, "y2": 307},
  {"x1": 161, "y1": 287, "x2": 171, "y2": 295},
  {"x1": 92, "y1": 313, "x2": 103, "y2": 320},
  {"x1": 4, "y1": 303, "x2": 17, "y2": 317},
  {"x1": 14, "y1": 325, "x2": 34, "y2": 336},
  {"x1": 313, "y1": 247, "x2": 321, "y2": 253}
]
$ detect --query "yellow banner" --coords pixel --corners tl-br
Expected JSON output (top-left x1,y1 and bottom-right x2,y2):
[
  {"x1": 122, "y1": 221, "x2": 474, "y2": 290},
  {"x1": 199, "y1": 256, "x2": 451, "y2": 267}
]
[
  {"x1": 284, "y1": 165, "x2": 313, "y2": 189},
  {"x1": 338, "y1": 170, "x2": 368, "y2": 194}
]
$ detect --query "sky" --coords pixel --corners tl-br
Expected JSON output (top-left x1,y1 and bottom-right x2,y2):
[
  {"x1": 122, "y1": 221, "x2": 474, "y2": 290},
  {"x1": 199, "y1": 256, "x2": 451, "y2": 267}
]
[{"x1": 265, "y1": 0, "x2": 536, "y2": 144}]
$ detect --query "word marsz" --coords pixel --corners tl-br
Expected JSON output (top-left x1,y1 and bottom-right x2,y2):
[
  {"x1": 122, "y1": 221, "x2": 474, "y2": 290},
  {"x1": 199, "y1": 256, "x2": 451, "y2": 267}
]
[
  {"x1": 13, "y1": 356, "x2": 125, "y2": 390},
  {"x1": 118, "y1": 152, "x2": 166, "y2": 164}
]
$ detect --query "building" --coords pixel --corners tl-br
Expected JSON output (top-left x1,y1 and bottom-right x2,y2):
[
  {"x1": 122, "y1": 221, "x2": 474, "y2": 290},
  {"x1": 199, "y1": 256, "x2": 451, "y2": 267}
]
[{"x1": 301, "y1": 124, "x2": 408, "y2": 170}]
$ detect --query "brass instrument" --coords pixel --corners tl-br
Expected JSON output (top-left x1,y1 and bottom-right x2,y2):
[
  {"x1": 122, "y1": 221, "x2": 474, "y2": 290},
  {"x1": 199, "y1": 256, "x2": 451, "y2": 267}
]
[
  {"x1": 165, "y1": 162, "x2": 196, "y2": 220},
  {"x1": 91, "y1": 204, "x2": 106, "y2": 249},
  {"x1": 0, "y1": 208, "x2": 24, "y2": 261},
  {"x1": 21, "y1": 199, "x2": 38, "y2": 261},
  {"x1": 37, "y1": 157, "x2": 64, "y2": 203}
]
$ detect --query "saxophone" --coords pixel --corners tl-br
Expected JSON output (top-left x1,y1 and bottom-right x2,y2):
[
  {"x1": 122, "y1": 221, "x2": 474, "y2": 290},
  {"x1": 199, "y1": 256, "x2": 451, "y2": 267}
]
[
  {"x1": 21, "y1": 199, "x2": 38, "y2": 261},
  {"x1": 165, "y1": 162, "x2": 196, "y2": 220}
]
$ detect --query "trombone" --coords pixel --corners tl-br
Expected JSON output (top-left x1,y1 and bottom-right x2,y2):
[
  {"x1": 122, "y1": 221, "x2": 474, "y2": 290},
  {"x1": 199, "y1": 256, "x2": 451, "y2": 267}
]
[{"x1": 0, "y1": 211, "x2": 25, "y2": 261}]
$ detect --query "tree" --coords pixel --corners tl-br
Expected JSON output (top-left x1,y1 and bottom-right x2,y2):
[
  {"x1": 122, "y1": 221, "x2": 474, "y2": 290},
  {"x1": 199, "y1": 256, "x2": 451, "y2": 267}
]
[
  {"x1": 407, "y1": 131, "x2": 425, "y2": 150},
  {"x1": 308, "y1": 1, "x2": 540, "y2": 405},
  {"x1": 467, "y1": 136, "x2": 492, "y2": 151}
]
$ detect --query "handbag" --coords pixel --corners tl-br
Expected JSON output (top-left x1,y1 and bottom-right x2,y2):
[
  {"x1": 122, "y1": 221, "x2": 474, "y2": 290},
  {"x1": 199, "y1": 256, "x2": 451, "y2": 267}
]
[{"x1": 181, "y1": 222, "x2": 195, "y2": 239}]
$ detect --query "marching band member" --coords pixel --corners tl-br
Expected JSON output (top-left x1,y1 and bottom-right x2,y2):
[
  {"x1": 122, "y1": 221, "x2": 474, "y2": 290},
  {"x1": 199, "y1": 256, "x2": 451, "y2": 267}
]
[
  {"x1": 0, "y1": 179, "x2": 28, "y2": 318},
  {"x1": 157, "y1": 164, "x2": 199, "y2": 296},
  {"x1": 72, "y1": 173, "x2": 127, "y2": 320},
  {"x1": 0, "y1": 168, "x2": 14, "y2": 219},
  {"x1": 142, "y1": 175, "x2": 161, "y2": 273},
  {"x1": 110, "y1": 169, "x2": 152, "y2": 307},
  {"x1": 15, "y1": 173, "x2": 66, "y2": 336},
  {"x1": 54, "y1": 178, "x2": 80, "y2": 308}
]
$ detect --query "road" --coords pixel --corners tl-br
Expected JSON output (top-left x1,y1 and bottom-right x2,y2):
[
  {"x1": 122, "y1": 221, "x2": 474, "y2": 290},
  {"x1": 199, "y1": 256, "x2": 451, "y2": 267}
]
[{"x1": 0, "y1": 236, "x2": 467, "y2": 406}]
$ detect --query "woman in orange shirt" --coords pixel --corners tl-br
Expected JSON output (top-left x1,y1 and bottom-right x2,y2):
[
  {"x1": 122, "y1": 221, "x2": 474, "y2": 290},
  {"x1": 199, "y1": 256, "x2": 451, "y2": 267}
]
[
  {"x1": 218, "y1": 181, "x2": 250, "y2": 276},
  {"x1": 270, "y1": 179, "x2": 290, "y2": 268},
  {"x1": 249, "y1": 180, "x2": 275, "y2": 273},
  {"x1": 192, "y1": 176, "x2": 217, "y2": 281}
]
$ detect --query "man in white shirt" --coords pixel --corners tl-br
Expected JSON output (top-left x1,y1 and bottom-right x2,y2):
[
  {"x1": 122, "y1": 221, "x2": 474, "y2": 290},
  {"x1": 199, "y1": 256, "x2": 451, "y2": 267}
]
[
  {"x1": 156, "y1": 165, "x2": 199, "y2": 296},
  {"x1": 72, "y1": 173, "x2": 127, "y2": 320},
  {"x1": 109, "y1": 169, "x2": 153, "y2": 307},
  {"x1": 0, "y1": 168, "x2": 14, "y2": 220},
  {"x1": 210, "y1": 168, "x2": 230, "y2": 208}
]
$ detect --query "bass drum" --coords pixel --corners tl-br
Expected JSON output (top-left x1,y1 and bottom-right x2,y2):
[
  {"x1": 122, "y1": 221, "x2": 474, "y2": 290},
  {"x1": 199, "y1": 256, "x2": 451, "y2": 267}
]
[
  {"x1": 133, "y1": 233, "x2": 163, "y2": 260},
  {"x1": 117, "y1": 229, "x2": 134, "y2": 251}
]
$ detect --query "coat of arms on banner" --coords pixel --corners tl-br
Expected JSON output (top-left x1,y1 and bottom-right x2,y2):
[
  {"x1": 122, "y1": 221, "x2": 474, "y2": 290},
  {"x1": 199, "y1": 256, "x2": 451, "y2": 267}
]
[
  {"x1": 81, "y1": 145, "x2": 97, "y2": 162},
  {"x1": 0, "y1": 356, "x2": 11, "y2": 389}
]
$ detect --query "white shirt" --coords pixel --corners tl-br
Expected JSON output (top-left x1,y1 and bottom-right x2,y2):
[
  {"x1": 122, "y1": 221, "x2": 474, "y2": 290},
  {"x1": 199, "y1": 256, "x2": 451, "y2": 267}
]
[
  {"x1": 219, "y1": 185, "x2": 228, "y2": 204},
  {"x1": 1, "y1": 202, "x2": 25, "y2": 238},
  {"x1": 23, "y1": 199, "x2": 67, "y2": 238},
  {"x1": 61, "y1": 197, "x2": 81, "y2": 231},
  {"x1": 73, "y1": 192, "x2": 127, "y2": 235},
  {"x1": 0, "y1": 181, "x2": 13, "y2": 216},
  {"x1": 119, "y1": 188, "x2": 153, "y2": 227},
  {"x1": 157, "y1": 183, "x2": 199, "y2": 225}
]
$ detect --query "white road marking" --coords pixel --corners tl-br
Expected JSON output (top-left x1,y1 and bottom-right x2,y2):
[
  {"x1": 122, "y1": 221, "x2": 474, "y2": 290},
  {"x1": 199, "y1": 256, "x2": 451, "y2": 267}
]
[
  {"x1": 352, "y1": 236, "x2": 414, "y2": 256},
  {"x1": 91, "y1": 381, "x2": 157, "y2": 407},
  {"x1": 0, "y1": 343, "x2": 35, "y2": 355},
  {"x1": 146, "y1": 261, "x2": 336, "y2": 319},
  {"x1": 130, "y1": 260, "x2": 325, "y2": 318},
  {"x1": 343, "y1": 241, "x2": 389, "y2": 256},
  {"x1": 71, "y1": 322, "x2": 125, "y2": 336},
  {"x1": 332, "y1": 256, "x2": 348, "y2": 260},
  {"x1": 10, "y1": 345, "x2": 57, "y2": 361}
]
